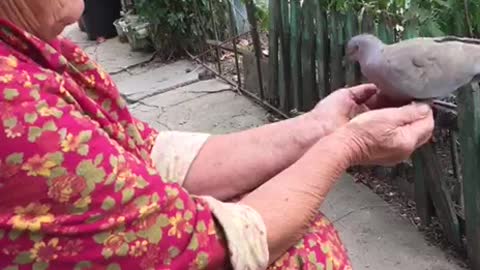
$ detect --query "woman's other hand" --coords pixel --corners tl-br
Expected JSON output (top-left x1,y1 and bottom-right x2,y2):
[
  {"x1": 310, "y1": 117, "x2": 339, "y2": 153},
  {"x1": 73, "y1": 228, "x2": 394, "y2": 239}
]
[
  {"x1": 307, "y1": 84, "x2": 379, "y2": 134},
  {"x1": 343, "y1": 102, "x2": 434, "y2": 166}
]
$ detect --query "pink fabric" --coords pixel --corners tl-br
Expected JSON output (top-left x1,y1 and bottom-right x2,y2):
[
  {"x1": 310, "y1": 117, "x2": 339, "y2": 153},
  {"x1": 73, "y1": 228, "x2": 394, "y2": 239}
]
[
  {"x1": 0, "y1": 18, "x2": 352, "y2": 270},
  {"x1": 0, "y1": 19, "x2": 227, "y2": 269}
]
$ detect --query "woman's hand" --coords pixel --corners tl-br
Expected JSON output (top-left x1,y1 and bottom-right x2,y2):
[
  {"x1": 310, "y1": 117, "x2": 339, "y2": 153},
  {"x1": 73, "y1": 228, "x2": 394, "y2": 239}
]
[
  {"x1": 306, "y1": 84, "x2": 379, "y2": 135},
  {"x1": 343, "y1": 102, "x2": 435, "y2": 166}
]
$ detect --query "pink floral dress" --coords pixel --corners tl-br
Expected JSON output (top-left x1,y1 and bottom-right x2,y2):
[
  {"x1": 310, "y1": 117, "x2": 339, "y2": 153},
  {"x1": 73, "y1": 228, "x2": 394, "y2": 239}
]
[{"x1": 0, "y1": 18, "x2": 352, "y2": 270}]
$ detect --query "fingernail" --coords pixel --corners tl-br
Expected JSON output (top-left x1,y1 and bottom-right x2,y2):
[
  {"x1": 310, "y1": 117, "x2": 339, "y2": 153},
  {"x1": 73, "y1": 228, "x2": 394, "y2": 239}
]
[{"x1": 415, "y1": 103, "x2": 431, "y2": 115}]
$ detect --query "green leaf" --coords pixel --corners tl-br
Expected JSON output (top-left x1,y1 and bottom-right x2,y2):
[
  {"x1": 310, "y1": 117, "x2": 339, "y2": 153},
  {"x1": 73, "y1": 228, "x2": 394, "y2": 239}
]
[
  {"x1": 166, "y1": 187, "x2": 179, "y2": 197},
  {"x1": 168, "y1": 247, "x2": 180, "y2": 258},
  {"x1": 77, "y1": 62, "x2": 97, "y2": 72},
  {"x1": 134, "y1": 195, "x2": 150, "y2": 208},
  {"x1": 42, "y1": 121, "x2": 57, "y2": 132},
  {"x1": 33, "y1": 261, "x2": 49, "y2": 270},
  {"x1": 48, "y1": 152, "x2": 64, "y2": 165},
  {"x1": 102, "y1": 100, "x2": 112, "y2": 111},
  {"x1": 152, "y1": 193, "x2": 160, "y2": 203},
  {"x1": 109, "y1": 155, "x2": 118, "y2": 168},
  {"x1": 136, "y1": 177, "x2": 149, "y2": 189},
  {"x1": 116, "y1": 243, "x2": 129, "y2": 256},
  {"x1": 104, "y1": 173, "x2": 116, "y2": 185},
  {"x1": 34, "y1": 73, "x2": 48, "y2": 81},
  {"x1": 126, "y1": 125, "x2": 138, "y2": 138},
  {"x1": 49, "y1": 167, "x2": 67, "y2": 179},
  {"x1": 116, "y1": 97, "x2": 127, "y2": 109},
  {"x1": 13, "y1": 252, "x2": 34, "y2": 264},
  {"x1": 93, "y1": 232, "x2": 110, "y2": 244},
  {"x1": 125, "y1": 232, "x2": 137, "y2": 242},
  {"x1": 4, "y1": 88, "x2": 19, "y2": 101},
  {"x1": 321, "y1": 244, "x2": 331, "y2": 254},
  {"x1": 101, "y1": 197, "x2": 116, "y2": 211},
  {"x1": 187, "y1": 235, "x2": 199, "y2": 251},
  {"x1": 8, "y1": 230, "x2": 22, "y2": 241},
  {"x1": 29, "y1": 232, "x2": 44, "y2": 242},
  {"x1": 78, "y1": 130, "x2": 93, "y2": 143},
  {"x1": 85, "y1": 215, "x2": 103, "y2": 224},
  {"x1": 114, "y1": 179, "x2": 125, "y2": 192},
  {"x1": 30, "y1": 89, "x2": 40, "y2": 101},
  {"x1": 59, "y1": 56, "x2": 67, "y2": 66},
  {"x1": 184, "y1": 210, "x2": 193, "y2": 221},
  {"x1": 74, "y1": 261, "x2": 92, "y2": 270},
  {"x1": 51, "y1": 109, "x2": 63, "y2": 119},
  {"x1": 308, "y1": 252, "x2": 317, "y2": 264},
  {"x1": 69, "y1": 205, "x2": 88, "y2": 216},
  {"x1": 102, "y1": 248, "x2": 113, "y2": 259},
  {"x1": 36, "y1": 101, "x2": 47, "y2": 111},
  {"x1": 145, "y1": 223, "x2": 162, "y2": 244},
  {"x1": 3, "y1": 117, "x2": 16, "y2": 129},
  {"x1": 121, "y1": 188, "x2": 135, "y2": 204},
  {"x1": 58, "y1": 128, "x2": 67, "y2": 139},
  {"x1": 198, "y1": 252, "x2": 209, "y2": 268},
  {"x1": 82, "y1": 178, "x2": 96, "y2": 196},
  {"x1": 106, "y1": 263, "x2": 121, "y2": 270},
  {"x1": 94, "y1": 154, "x2": 104, "y2": 166},
  {"x1": 3, "y1": 266, "x2": 19, "y2": 270},
  {"x1": 76, "y1": 160, "x2": 106, "y2": 184},
  {"x1": 77, "y1": 145, "x2": 89, "y2": 157},
  {"x1": 85, "y1": 89, "x2": 98, "y2": 99},
  {"x1": 175, "y1": 199, "x2": 184, "y2": 210},
  {"x1": 0, "y1": 230, "x2": 4, "y2": 240},
  {"x1": 196, "y1": 221, "x2": 206, "y2": 233},
  {"x1": 24, "y1": 113, "x2": 38, "y2": 124},
  {"x1": 6, "y1": 153, "x2": 23, "y2": 165},
  {"x1": 157, "y1": 214, "x2": 169, "y2": 227},
  {"x1": 28, "y1": 127, "x2": 42, "y2": 142}
]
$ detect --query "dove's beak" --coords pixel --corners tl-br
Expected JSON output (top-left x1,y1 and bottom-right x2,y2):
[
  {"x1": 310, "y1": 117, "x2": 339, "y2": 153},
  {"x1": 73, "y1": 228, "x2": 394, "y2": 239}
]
[
  {"x1": 345, "y1": 48, "x2": 356, "y2": 61},
  {"x1": 345, "y1": 44, "x2": 359, "y2": 62}
]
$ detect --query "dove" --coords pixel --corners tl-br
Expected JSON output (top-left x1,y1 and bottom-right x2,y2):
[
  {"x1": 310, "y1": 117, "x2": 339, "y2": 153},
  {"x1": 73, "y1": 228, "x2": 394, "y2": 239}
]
[{"x1": 346, "y1": 34, "x2": 480, "y2": 101}]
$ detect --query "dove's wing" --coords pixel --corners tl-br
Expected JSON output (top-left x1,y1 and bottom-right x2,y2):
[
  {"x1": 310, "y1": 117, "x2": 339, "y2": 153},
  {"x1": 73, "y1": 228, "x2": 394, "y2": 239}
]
[{"x1": 381, "y1": 38, "x2": 480, "y2": 99}]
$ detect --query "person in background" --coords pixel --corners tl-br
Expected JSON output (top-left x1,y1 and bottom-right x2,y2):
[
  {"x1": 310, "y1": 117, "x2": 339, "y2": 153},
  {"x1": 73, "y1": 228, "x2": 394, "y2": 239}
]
[{"x1": 0, "y1": 0, "x2": 434, "y2": 269}]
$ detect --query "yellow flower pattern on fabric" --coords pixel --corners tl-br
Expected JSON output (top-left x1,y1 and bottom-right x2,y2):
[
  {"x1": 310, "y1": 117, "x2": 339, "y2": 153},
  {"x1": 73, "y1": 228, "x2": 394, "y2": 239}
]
[
  {"x1": 21, "y1": 154, "x2": 57, "y2": 177},
  {"x1": 30, "y1": 238, "x2": 62, "y2": 263},
  {"x1": 10, "y1": 203, "x2": 55, "y2": 232}
]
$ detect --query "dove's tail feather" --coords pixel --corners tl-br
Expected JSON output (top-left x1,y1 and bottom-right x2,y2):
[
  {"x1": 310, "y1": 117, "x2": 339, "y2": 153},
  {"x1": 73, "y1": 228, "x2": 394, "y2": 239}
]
[{"x1": 435, "y1": 36, "x2": 480, "y2": 45}]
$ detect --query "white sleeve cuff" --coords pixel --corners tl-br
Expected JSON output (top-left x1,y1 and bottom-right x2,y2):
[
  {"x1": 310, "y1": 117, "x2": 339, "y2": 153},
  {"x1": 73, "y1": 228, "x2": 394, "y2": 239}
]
[
  {"x1": 199, "y1": 196, "x2": 270, "y2": 270},
  {"x1": 150, "y1": 131, "x2": 210, "y2": 186}
]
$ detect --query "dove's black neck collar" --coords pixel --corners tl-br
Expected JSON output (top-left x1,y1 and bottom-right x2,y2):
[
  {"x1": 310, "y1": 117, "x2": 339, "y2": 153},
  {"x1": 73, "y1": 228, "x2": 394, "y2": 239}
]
[{"x1": 435, "y1": 36, "x2": 480, "y2": 45}]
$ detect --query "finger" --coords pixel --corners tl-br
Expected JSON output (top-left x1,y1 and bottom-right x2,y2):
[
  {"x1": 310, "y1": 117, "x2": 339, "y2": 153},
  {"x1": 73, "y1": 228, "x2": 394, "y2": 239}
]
[
  {"x1": 388, "y1": 103, "x2": 432, "y2": 126},
  {"x1": 405, "y1": 111, "x2": 435, "y2": 147},
  {"x1": 414, "y1": 116, "x2": 435, "y2": 147},
  {"x1": 348, "y1": 84, "x2": 379, "y2": 104},
  {"x1": 350, "y1": 104, "x2": 370, "y2": 118}
]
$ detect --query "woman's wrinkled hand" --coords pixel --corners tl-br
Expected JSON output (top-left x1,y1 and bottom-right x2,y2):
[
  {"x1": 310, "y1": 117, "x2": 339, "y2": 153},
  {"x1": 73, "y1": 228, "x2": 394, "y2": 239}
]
[
  {"x1": 343, "y1": 102, "x2": 434, "y2": 166},
  {"x1": 307, "y1": 84, "x2": 379, "y2": 134}
]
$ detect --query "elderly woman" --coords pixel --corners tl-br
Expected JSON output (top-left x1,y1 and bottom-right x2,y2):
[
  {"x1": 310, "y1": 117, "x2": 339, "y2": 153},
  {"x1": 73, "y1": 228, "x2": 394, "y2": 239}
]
[{"x1": 0, "y1": 1, "x2": 434, "y2": 269}]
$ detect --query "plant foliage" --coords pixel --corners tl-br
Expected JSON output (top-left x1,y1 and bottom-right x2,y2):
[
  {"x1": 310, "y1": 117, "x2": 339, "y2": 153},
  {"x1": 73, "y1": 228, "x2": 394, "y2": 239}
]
[
  {"x1": 326, "y1": 0, "x2": 480, "y2": 38},
  {"x1": 134, "y1": 0, "x2": 230, "y2": 56}
]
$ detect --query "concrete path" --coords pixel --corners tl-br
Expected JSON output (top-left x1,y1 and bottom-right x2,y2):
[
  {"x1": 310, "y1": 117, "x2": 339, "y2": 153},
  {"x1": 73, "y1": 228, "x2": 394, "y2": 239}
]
[{"x1": 63, "y1": 25, "x2": 466, "y2": 270}]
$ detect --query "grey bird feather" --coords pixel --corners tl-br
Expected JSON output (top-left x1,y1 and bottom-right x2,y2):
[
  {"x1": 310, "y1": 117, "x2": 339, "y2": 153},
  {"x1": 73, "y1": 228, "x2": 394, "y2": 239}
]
[{"x1": 346, "y1": 34, "x2": 480, "y2": 101}]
